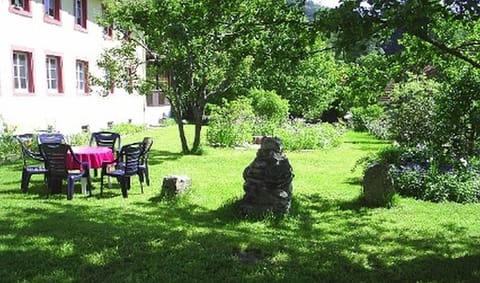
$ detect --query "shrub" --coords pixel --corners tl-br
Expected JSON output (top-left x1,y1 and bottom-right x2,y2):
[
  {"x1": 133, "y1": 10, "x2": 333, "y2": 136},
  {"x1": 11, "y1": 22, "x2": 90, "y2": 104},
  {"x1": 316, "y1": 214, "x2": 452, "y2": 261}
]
[
  {"x1": 0, "y1": 119, "x2": 20, "y2": 163},
  {"x1": 388, "y1": 76, "x2": 440, "y2": 147},
  {"x1": 206, "y1": 97, "x2": 255, "y2": 147},
  {"x1": 434, "y1": 67, "x2": 480, "y2": 156},
  {"x1": 365, "y1": 145, "x2": 480, "y2": 203},
  {"x1": 350, "y1": 105, "x2": 385, "y2": 131},
  {"x1": 110, "y1": 123, "x2": 146, "y2": 135},
  {"x1": 276, "y1": 120, "x2": 344, "y2": 151},
  {"x1": 68, "y1": 132, "x2": 91, "y2": 146},
  {"x1": 248, "y1": 89, "x2": 289, "y2": 136}
]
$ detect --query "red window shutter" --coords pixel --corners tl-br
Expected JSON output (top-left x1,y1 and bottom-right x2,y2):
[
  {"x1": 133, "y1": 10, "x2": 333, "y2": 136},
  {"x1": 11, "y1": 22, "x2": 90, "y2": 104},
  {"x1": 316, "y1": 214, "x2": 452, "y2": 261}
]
[
  {"x1": 27, "y1": 52, "x2": 35, "y2": 93},
  {"x1": 58, "y1": 56, "x2": 64, "y2": 93}
]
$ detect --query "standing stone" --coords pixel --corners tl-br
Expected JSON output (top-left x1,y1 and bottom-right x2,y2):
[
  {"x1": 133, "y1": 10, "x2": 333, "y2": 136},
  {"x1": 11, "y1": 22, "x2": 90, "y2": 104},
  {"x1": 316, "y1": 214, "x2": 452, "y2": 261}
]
[
  {"x1": 161, "y1": 175, "x2": 191, "y2": 196},
  {"x1": 238, "y1": 137, "x2": 294, "y2": 215},
  {"x1": 363, "y1": 163, "x2": 395, "y2": 207}
]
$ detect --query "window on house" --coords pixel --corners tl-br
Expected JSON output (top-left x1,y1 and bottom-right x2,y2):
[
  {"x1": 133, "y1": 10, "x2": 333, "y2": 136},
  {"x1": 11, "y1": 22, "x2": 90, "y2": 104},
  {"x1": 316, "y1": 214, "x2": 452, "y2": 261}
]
[
  {"x1": 74, "y1": 0, "x2": 87, "y2": 29},
  {"x1": 76, "y1": 60, "x2": 89, "y2": 94},
  {"x1": 13, "y1": 51, "x2": 34, "y2": 93},
  {"x1": 11, "y1": 0, "x2": 30, "y2": 11},
  {"x1": 46, "y1": 55, "x2": 63, "y2": 93},
  {"x1": 44, "y1": 0, "x2": 60, "y2": 21},
  {"x1": 146, "y1": 90, "x2": 169, "y2": 106},
  {"x1": 10, "y1": 0, "x2": 31, "y2": 15}
]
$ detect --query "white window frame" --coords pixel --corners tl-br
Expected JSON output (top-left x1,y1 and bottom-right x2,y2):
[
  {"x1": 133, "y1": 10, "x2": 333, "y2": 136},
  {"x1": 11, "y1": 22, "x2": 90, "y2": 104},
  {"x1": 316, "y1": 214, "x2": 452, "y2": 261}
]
[
  {"x1": 76, "y1": 60, "x2": 88, "y2": 93},
  {"x1": 46, "y1": 56, "x2": 59, "y2": 91},
  {"x1": 13, "y1": 52, "x2": 29, "y2": 92}
]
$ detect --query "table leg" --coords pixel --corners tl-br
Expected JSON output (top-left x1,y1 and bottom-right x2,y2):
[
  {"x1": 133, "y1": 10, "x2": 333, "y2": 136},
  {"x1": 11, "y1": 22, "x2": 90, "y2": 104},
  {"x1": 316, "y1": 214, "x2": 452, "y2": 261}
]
[{"x1": 81, "y1": 178, "x2": 87, "y2": 195}]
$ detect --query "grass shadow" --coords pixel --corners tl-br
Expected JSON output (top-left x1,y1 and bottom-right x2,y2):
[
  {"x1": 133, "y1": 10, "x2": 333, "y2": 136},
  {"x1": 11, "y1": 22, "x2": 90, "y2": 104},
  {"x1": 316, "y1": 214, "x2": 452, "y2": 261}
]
[{"x1": 147, "y1": 149, "x2": 183, "y2": 165}]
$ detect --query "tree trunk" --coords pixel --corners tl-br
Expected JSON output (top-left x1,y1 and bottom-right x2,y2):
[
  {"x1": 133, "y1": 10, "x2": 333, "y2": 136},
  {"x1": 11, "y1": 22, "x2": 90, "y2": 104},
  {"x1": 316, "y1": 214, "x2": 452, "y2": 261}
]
[
  {"x1": 191, "y1": 107, "x2": 204, "y2": 154},
  {"x1": 176, "y1": 119, "x2": 190, "y2": 154},
  {"x1": 190, "y1": 89, "x2": 207, "y2": 154},
  {"x1": 169, "y1": 86, "x2": 190, "y2": 154}
]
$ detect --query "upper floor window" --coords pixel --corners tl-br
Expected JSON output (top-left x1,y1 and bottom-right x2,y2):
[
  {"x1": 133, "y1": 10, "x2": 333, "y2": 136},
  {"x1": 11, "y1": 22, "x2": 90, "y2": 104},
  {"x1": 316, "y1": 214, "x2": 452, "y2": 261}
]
[
  {"x1": 13, "y1": 50, "x2": 34, "y2": 94},
  {"x1": 10, "y1": 0, "x2": 32, "y2": 16},
  {"x1": 44, "y1": 0, "x2": 61, "y2": 22},
  {"x1": 76, "y1": 60, "x2": 89, "y2": 94},
  {"x1": 46, "y1": 55, "x2": 63, "y2": 93},
  {"x1": 74, "y1": 0, "x2": 87, "y2": 30},
  {"x1": 11, "y1": 0, "x2": 29, "y2": 10}
]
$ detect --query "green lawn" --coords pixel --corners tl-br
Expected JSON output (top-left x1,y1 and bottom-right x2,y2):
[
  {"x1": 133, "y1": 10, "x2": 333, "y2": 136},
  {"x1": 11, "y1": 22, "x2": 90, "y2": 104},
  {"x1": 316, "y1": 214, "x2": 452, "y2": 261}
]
[{"x1": 1, "y1": 126, "x2": 479, "y2": 282}]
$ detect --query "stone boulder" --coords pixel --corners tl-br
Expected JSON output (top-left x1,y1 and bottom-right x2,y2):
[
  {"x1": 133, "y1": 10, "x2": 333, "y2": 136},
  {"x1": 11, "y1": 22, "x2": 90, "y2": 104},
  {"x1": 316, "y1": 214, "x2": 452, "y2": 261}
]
[
  {"x1": 161, "y1": 175, "x2": 191, "y2": 196},
  {"x1": 238, "y1": 137, "x2": 294, "y2": 215},
  {"x1": 363, "y1": 163, "x2": 395, "y2": 207}
]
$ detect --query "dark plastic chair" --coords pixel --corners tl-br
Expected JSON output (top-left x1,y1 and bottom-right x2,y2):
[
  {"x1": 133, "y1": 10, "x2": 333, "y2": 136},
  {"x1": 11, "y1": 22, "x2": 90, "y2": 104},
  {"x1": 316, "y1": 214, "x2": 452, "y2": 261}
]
[
  {"x1": 89, "y1": 131, "x2": 121, "y2": 155},
  {"x1": 37, "y1": 133, "x2": 67, "y2": 144},
  {"x1": 138, "y1": 137, "x2": 153, "y2": 187},
  {"x1": 15, "y1": 134, "x2": 48, "y2": 192},
  {"x1": 89, "y1": 131, "x2": 121, "y2": 176},
  {"x1": 100, "y1": 142, "x2": 143, "y2": 198},
  {"x1": 40, "y1": 143, "x2": 91, "y2": 200}
]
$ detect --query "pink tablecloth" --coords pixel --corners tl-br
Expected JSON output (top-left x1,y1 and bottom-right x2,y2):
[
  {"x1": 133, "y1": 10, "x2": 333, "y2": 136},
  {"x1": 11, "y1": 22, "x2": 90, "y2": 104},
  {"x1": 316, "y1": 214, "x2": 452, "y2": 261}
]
[{"x1": 67, "y1": 146, "x2": 114, "y2": 170}]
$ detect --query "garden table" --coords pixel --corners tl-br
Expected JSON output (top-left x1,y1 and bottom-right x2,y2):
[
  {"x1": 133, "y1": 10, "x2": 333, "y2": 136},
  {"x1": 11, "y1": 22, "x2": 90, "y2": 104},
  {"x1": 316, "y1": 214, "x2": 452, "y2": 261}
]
[{"x1": 67, "y1": 146, "x2": 114, "y2": 194}]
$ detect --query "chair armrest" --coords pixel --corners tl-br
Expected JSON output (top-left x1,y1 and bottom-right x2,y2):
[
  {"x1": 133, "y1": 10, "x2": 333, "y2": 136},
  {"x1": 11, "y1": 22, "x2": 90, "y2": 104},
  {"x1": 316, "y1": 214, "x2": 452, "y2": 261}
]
[{"x1": 101, "y1": 156, "x2": 121, "y2": 173}]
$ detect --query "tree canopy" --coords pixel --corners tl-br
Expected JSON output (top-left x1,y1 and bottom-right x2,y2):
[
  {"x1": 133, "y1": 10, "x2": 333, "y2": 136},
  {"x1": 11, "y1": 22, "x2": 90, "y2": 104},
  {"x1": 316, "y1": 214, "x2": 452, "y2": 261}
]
[
  {"x1": 314, "y1": 0, "x2": 480, "y2": 68},
  {"x1": 99, "y1": 0, "x2": 314, "y2": 154}
]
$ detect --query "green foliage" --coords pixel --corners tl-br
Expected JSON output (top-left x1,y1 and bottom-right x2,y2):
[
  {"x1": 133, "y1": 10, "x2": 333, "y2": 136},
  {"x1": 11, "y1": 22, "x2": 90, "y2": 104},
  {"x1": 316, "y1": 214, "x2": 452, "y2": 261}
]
[
  {"x1": 248, "y1": 88, "x2": 289, "y2": 136},
  {"x1": 100, "y1": 0, "x2": 314, "y2": 154},
  {"x1": 350, "y1": 104, "x2": 385, "y2": 131},
  {"x1": 248, "y1": 89, "x2": 289, "y2": 123},
  {"x1": 68, "y1": 132, "x2": 91, "y2": 146},
  {"x1": 388, "y1": 76, "x2": 440, "y2": 147},
  {"x1": 364, "y1": 145, "x2": 480, "y2": 204},
  {"x1": 0, "y1": 133, "x2": 18, "y2": 163},
  {"x1": 434, "y1": 67, "x2": 480, "y2": 156},
  {"x1": 276, "y1": 120, "x2": 344, "y2": 151},
  {"x1": 109, "y1": 123, "x2": 147, "y2": 135},
  {"x1": 393, "y1": 166, "x2": 480, "y2": 204},
  {"x1": 315, "y1": 0, "x2": 480, "y2": 69},
  {"x1": 0, "y1": 118, "x2": 20, "y2": 163},
  {"x1": 278, "y1": 39, "x2": 344, "y2": 119},
  {"x1": 342, "y1": 52, "x2": 400, "y2": 109},
  {"x1": 206, "y1": 96, "x2": 345, "y2": 151},
  {"x1": 206, "y1": 97, "x2": 255, "y2": 147}
]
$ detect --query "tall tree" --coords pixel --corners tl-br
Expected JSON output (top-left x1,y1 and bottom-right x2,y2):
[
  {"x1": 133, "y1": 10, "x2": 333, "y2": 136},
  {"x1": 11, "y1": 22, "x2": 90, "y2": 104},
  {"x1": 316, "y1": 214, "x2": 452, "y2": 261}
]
[
  {"x1": 98, "y1": 0, "x2": 314, "y2": 154},
  {"x1": 314, "y1": 0, "x2": 480, "y2": 68}
]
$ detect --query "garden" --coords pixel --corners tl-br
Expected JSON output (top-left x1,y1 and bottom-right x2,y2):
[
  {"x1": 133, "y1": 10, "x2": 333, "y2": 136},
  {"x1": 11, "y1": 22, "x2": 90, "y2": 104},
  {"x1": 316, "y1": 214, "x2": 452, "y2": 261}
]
[
  {"x1": 2, "y1": 0, "x2": 480, "y2": 281},
  {"x1": 0, "y1": 123, "x2": 480, "y2": 282}
]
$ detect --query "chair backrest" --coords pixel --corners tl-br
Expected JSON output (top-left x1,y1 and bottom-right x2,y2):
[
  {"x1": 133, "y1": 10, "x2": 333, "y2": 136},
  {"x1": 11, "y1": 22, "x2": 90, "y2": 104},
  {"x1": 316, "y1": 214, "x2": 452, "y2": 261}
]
[
  {"x1": 38, "y1": 133, "x2": 67, "y2": 144},
  {"x1": 140, "y1": 137, "x2": 153, "y2": 164},
  {"x1": 15, "y1": 134, "x2": 43, "y2": 165},
  {"x1": 40, "y1": 143, "x2": 71, "y2": 179},
  {"x1": 90, "y1": 131, "x2": 121, "y2": 153},
  {"x1": 119, "y1": 142, "x2": 143, "y2": 176}
]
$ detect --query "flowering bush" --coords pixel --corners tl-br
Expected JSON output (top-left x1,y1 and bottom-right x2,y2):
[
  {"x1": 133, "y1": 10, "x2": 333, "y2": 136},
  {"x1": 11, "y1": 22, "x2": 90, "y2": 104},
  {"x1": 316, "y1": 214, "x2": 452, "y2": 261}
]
[
  {"x1": 361, "y1": 145, "x2": 480, "y2": 203},
  {"x1": 276, "y1": 119, "x2": 344, "y2": 151}
]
